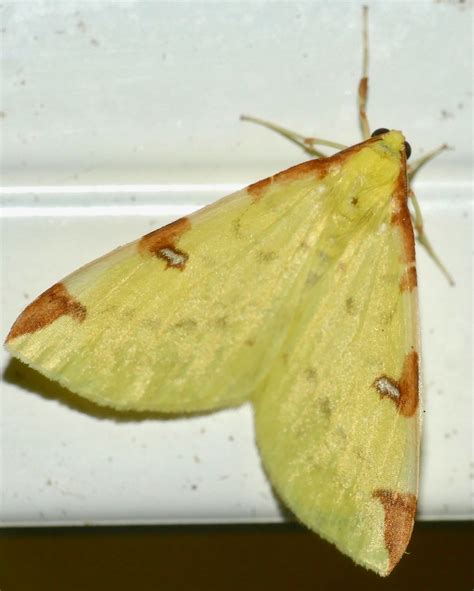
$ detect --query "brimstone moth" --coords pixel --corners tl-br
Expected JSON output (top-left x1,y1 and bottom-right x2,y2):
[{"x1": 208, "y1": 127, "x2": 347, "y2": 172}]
[{"x1": 4, "y1": 7, "x2": 451, "y2": 577}]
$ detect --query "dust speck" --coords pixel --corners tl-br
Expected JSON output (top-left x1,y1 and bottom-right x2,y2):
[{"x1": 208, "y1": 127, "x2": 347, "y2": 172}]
[{"x1": 440, "y1": 109, "x2": 454, "y2": 120}]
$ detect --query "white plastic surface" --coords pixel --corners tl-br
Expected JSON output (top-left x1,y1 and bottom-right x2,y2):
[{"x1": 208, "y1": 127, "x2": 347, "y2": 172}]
[{"x1": 1, "y1": 1, "x2": 472, "y2": 526}]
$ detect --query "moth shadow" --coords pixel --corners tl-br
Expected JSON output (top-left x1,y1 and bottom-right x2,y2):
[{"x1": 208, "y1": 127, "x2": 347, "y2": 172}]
[
  {"x1": 270, "y1": 489, "x2": 297, "y2": 523},
  {"x1": 5, "y1": 358, "x2": 301, "y2": 523},
  {"x1": 2, "y1": 358, "x2": 217, "y2": 423}
]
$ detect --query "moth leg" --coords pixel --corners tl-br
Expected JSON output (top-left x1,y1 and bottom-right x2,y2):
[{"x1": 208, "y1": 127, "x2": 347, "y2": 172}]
[
  {"x1": 408, "y1": 144, "x2": 449, "y2": 181},
  {"x1": 409, "y1": 189, "x2": 455, "y2": 285},
  {"x1": 240, "y1": 10, "x2": 372, "y2": 156},
  {"x1": 358, "y1": 5, "x2": 371, "y2": 140},
  {"x1": 240, "y1": 114, "x2": 347, "y2": 159}
]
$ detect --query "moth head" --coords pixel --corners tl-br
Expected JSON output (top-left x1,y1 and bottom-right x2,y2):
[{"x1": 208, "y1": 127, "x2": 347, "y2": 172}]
[{"x1": 371, "y1": 128, "x2": 411, "y2": 159}]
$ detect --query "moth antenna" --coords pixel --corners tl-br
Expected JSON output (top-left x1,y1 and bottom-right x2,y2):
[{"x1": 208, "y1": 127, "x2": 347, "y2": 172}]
[
  {"x1": 408, "y1": 144, "x2": 450, "y2": 180},
  {"x1": 240, "y1": 114, "x2": 347, "y2": 158},
  {"x1": 358, "y1": 6, "x2": 371, "y2": 139},
  {"x1": 409, "y1": 189, "x2": 455, "y2": 286}
]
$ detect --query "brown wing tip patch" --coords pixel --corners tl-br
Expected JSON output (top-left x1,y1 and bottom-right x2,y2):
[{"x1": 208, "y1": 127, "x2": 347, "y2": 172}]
[
  {"x1": 373, "y1": 351, "x2": 419, "y2": 417},
  {"x1": 139, "y1": 217, "x2": 191, "y2": 270},
  {"x1": 373, "y1": 489, "x2": 417, "y2": 574},
  {"x1": 6, "y1": 282, "x2": 86, "y2": 342}
]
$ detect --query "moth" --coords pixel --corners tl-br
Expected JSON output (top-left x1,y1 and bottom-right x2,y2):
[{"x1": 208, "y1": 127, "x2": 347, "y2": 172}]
[{"x1": 5, "y1": 7, "x2": 450, "y2": 576}]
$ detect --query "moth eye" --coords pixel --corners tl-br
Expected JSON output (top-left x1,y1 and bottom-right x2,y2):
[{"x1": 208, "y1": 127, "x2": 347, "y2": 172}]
[
  {"x1": 404, "y1": 141, "x2": 412, "y2": 159},
  {"x1": 371, "y1": 128, "x2": 390, "y2": 137}
]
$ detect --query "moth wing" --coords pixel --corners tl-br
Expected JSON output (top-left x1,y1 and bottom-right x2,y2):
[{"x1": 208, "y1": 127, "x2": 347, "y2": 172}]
[
  {"x1": 6, "y1": 131, "x2": 418, "y2": 573},
  {"x1": 253, "y1": 132, "x2": 420, "y2": 576},
  {"x1": 6, "y1": 140, "x2": 370, "y2": 412}
]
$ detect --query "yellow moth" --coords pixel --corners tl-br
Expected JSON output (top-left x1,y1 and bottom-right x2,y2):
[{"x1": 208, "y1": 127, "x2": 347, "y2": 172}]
[{"x1": 4, "y1": 7, "x2": 450, "y2": 577}]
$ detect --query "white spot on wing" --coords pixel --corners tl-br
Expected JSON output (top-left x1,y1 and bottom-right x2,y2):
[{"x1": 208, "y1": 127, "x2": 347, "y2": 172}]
[
  {"x1": 159, "y1": 247, "x2": 186, "y2": 266},
  {"x1": 374, "y1": 377, "x2": 400, "y2": 400}
]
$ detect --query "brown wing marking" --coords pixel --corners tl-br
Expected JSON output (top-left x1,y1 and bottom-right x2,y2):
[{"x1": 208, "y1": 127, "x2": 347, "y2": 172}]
[
  {"x1": 373, "y1": 489, "x2": 417, "y2": 574},
  {"x1": 139, "y1": 217, "x2": 191, "y2": 270},
  {"x1": 373, "y1": 351, "x2": 419, "y2": 418},
  {"x1": 6, "y1": 283, "x2": 86, "y2": 342},
  {"x1": 399, "y1": 265, "x2": 417, "y2": 292},
  {"x1": 247, "y1": 177, "x2": 272, "y2": 201},
  {"x1": 247, "y1": 136, "x2": 381, "y2": 202},
  {"x1": 391, "y1": 163, "x2": 416, "y2": 266}
]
